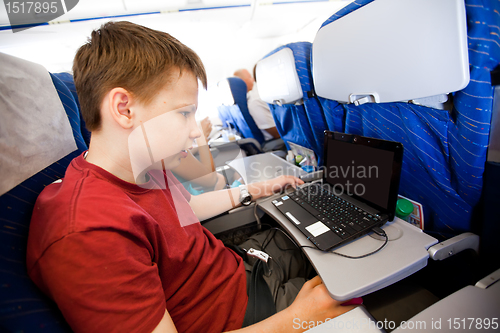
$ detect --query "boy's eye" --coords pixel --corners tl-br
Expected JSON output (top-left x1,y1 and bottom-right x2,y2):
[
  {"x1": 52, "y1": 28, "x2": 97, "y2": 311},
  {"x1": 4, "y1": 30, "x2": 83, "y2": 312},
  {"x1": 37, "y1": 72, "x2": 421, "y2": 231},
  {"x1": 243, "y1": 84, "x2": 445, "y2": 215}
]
[{"x1": 180, "y1": 112, "x2": 190, "y2": 118}]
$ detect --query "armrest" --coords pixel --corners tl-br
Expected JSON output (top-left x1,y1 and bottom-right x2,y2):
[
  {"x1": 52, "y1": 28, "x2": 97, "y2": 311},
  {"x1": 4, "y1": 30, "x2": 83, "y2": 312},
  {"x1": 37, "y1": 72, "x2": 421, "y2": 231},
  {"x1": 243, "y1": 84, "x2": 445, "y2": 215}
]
[
  {"x1": 209, "y1": 147, "x2": 219, "y2": 159},
  {"x1": 237, "y1": 138, "x2": 262, "y2": 149},
  {"x1": 271, "y1": 150, "x2": 287, "y2": 159},
  {"x1": 262, "y1": 138, "x2": 286, "y2": 152},
  {"x1": 428, "y1": 232, "x2": 479, "y2": 261},
  {"x1": 392, "y1": 268, "x2": 500, "y2": 333},
  {"x1": 236, "y1": 138, "x2": 263, "y2": 156},
  {"x1": 201, "y1": 203, "x2": 263, "y2": 235},
  {"x1": 475, "y1": 268, "x2": 500, "y2": 289}
]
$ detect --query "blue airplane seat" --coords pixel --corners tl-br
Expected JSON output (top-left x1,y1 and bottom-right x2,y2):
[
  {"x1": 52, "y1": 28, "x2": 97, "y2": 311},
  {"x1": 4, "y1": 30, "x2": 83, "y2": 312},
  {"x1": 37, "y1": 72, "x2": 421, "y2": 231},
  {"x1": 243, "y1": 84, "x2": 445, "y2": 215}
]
[
  {"x1": 318, "y1": 97, "x2": 346, "y2": 133},
  {"x1": 257, "y1": 42, "x2": 328, "y2": 166},
  {"x1": 0, "y1": 70, "x2": 87, "y2": 332},
  {"x1": 216, "y1": 78, "x2": 260, "y2": 141},
  {"x1": 52, "y1": 72, "x2": 92, "y2": 146},
  {"x1": 217, "y1": 104, "x2": 237, "y2": 131},
  {"x1": 227, "y1": 77, "x2": 266, "y2": 144},
  {"x1": 312, "y1": 0, "x2": 499, "y2": 234},
  {"x1": 216, "y1": 77, "x2": 285, "y2": 156}
]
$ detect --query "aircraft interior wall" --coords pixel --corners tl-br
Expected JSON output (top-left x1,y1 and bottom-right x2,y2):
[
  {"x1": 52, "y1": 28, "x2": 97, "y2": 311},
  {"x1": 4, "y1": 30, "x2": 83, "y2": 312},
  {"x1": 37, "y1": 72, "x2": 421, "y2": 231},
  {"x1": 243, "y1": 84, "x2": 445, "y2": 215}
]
[
  {"x1": 1, "y1": 1, "x2": 499, "y2": 331},
  {"x1": 0, "y1": 0, "x2": 352, "y2": 120}
]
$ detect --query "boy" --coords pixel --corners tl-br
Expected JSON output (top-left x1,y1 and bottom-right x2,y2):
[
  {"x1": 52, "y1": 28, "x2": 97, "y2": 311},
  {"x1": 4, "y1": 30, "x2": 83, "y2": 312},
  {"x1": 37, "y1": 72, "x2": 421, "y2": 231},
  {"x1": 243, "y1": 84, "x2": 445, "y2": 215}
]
[{"x1": 26, "y1": 21, "x2": 355, "y2": 333}]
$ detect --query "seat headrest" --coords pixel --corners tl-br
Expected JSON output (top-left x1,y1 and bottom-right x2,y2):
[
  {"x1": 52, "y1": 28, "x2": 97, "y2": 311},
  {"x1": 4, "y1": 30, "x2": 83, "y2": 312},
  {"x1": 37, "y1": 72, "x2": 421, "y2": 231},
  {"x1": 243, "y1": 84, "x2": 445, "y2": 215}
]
[
  {"x1": 0, "y1": 53, "x2": 78, "y2": 196},
  {"x1": 256, "y1": 47, "x2": 303, "y2": 105},
  {"x1": 217, "y1": 79, "x2": 235, "y2": 106},
  {"x1": 312, "y1": 0, "x2": 469, "y2": 104},
  {"x1": 223, "y1": 77, "x2": 266, "y2": 144},
  {"x1": 227, "y1": 77, "x2": 248, "y2": 107}
]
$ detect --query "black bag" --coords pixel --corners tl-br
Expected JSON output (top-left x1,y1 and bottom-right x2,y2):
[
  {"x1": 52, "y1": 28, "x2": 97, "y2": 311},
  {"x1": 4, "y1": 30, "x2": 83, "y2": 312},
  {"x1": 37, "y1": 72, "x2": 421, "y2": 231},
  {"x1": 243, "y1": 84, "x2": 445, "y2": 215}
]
[
  {"x1": 242, "y1": 259, "x2": 277, "y2": 326},
  {"x1": 227, "y1": 245, "x2": 277, "y2": 327}
]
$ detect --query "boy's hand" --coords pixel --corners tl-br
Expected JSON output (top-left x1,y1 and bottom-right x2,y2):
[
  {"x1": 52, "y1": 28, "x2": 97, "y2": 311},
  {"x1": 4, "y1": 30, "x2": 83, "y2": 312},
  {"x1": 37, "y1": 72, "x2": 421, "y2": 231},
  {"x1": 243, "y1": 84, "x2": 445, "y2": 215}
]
[
  {"x1": 286, "y1": 276, "x2": 357, "y2": 330},
  {"x1": 247, "y1": 175, "x2": 304, "y2": 200}
]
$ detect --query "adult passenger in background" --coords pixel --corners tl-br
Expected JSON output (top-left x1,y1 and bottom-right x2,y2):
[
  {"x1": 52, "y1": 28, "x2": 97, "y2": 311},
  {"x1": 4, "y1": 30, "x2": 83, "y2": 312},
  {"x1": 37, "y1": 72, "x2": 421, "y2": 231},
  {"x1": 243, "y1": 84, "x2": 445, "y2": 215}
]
[{"x1": 233, "y1": 68, "x2": 280, "y2": 140}]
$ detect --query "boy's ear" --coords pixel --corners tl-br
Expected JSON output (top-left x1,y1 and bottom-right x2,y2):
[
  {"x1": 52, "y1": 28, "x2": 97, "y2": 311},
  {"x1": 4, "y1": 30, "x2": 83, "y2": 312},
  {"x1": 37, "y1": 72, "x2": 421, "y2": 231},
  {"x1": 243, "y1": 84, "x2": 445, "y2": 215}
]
[{"x1": 108, "y1": 87, "x2": 134, "y2": 129}]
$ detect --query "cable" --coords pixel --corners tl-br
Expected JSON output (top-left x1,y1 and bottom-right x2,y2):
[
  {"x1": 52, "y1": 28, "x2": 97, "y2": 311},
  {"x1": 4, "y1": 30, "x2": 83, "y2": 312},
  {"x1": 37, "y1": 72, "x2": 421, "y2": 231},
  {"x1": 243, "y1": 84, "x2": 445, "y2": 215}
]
[
  {"x1": 299, "y1": 227, "x2": 389, "y2": 259},
  {"x1": 262, "y1": 227, "x2": 301, "y2": 253},
  {"x1": 260, "y1": 214, "x2": 389, "y2": 259},
  {"x1": 251, "y1": 190, "x2": 388, "y2": 260},
  {"x1": 261, "y1": 227, "x2": 313, "y2": 280},
  {"x1": 242, "y1": 225, "x2": 310, "y2": 294},
  {"x1": 253, "y1": 200, "x2": 261, "y2": 226}
]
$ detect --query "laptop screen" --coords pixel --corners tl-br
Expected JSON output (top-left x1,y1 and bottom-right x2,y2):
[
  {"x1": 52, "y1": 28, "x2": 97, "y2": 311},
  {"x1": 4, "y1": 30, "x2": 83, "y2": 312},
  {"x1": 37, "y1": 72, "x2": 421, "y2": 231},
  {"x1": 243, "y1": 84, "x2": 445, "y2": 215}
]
[{"x1": 323, "y1": 131, "x2": 403, "y2": 218}]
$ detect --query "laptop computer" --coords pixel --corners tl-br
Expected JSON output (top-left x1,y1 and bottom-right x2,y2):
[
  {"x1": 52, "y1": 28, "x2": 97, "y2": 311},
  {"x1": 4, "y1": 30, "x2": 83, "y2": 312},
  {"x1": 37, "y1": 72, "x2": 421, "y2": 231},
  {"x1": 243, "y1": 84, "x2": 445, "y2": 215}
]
[{"x1": 272, "y1": 131, "x2": 404, "y2": 251}]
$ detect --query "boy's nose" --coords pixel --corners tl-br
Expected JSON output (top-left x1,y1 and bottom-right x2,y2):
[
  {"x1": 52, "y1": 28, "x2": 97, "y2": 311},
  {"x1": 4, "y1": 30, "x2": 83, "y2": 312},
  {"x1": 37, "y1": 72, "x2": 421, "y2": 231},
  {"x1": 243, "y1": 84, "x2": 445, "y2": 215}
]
[{"x1": 190, "y1": 123, "x2": 202, "y2": 139}]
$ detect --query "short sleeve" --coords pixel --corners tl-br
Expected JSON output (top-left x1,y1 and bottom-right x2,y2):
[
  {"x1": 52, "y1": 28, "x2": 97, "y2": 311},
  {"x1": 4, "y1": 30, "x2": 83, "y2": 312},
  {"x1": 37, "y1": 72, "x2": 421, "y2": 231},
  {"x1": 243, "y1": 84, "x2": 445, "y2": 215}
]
[{"x1": 32, "y1": 230, "x2": 166, "y2": 333}]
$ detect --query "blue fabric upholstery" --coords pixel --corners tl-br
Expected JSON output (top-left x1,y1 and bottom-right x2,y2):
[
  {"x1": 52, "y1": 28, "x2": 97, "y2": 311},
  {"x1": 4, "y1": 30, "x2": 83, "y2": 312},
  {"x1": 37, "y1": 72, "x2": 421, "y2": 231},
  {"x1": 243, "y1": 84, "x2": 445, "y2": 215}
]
[
  {"x1": 269, "y1": 102, "x2": 314, "y2": 152},
  {"x1": 218, "y1": 102, "x2": 256, "y2": 140},
  {"x1": 262, "y1": 42, "x2": 329, "y2": 165},
  {"x1": 0, "y1": 73, "x2": 87, "y2": 332},
  {"x1": 320, "y1": 0, "x2": 375, "y2": 28},
  {"x1": 52, "y1": 72, "x2": 92, "y2": 146},
  {"x1": 227, "y1": 77, "x2": 266, "y2": 144},
  {"x1": 318, "y1": 0, "x2": 499, "y2": 233},
  {"x1": 319, "y1": 98, "x2": 346, "y2": 133},
  {"x1": 217, "y1": 104, "x2": 238, "y2": 130}
]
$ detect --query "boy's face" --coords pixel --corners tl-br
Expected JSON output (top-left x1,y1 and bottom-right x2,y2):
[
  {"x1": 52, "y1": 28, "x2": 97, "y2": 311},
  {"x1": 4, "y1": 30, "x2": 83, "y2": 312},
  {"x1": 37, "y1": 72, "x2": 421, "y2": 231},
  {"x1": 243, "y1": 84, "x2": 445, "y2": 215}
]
[{"x1": 128, "y1": 69, "x2": 201, "y2": 178}]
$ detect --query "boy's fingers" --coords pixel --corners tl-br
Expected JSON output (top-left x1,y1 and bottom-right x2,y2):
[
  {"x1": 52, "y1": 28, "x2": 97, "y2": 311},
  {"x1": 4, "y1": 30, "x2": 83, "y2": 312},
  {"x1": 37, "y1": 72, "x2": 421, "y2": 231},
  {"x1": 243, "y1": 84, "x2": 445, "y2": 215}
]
[
  {"x1": 307, "y1": 275, "x2": 323, "y2": 288},
  {"x1": 289, "y1": 175, "x2": 304, "y2": 184},
  {"x1": 283, "y1": 175, "x2": 303, "y2": 187}
]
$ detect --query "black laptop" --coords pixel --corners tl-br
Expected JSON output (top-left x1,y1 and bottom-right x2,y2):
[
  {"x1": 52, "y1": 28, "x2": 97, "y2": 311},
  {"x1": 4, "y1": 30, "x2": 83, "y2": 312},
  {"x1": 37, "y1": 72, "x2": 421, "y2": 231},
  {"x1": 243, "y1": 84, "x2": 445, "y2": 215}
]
[{"x1": 272, "y1": 131, "x2": 404, "y2": 251}]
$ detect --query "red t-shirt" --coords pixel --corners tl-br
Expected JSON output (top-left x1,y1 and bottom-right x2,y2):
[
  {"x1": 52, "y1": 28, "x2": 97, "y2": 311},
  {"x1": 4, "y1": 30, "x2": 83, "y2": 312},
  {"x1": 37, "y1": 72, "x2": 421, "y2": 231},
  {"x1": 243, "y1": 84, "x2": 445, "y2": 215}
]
[{"x1": 26, "y1": 153, "x2": 248, "y2": 333}]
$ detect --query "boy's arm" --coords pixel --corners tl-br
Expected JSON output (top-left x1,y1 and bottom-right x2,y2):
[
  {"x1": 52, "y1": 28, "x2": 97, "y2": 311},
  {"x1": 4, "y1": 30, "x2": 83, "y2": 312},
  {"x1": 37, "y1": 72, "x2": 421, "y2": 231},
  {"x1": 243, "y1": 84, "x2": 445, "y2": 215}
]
[
  {"x1": 152, "y1": 276, "x2": 357, "y2": 333},
  {"x1": 188, "y1": 175, "x2": 303, "y2": 221},
  {"x1": 152, "y1": 310, "x2": 178, "y2": 333}
]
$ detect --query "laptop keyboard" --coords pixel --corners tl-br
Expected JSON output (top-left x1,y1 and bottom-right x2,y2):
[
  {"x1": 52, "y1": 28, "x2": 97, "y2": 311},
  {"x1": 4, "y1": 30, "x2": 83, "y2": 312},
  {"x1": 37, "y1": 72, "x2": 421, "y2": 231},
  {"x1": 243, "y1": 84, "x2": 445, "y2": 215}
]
[{"x1": 287, "y1": 184, "x2": 381, "y2": 240}]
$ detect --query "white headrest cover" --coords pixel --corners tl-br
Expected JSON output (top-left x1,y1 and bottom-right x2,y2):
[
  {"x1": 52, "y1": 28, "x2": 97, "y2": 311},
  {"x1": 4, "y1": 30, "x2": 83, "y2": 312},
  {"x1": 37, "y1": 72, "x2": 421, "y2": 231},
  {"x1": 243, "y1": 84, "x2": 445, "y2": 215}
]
[
  {"x1": 312, "y1": 0, "x2": 469, "y2": 104},
  {"x1": 0, "y1": 53, "x2": 77, "y2": 196},
  {"x1": 256, "y1": 48, "x2": 303, "y2": 105},
  {"x1": 217, "y1": 79, "x2": 235, "y2": 106}
]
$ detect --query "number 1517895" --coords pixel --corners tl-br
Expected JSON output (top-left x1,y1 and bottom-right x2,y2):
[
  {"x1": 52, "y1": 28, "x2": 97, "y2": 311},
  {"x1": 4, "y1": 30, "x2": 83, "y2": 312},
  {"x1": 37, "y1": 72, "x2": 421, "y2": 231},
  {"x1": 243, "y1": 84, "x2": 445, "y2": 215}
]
[
  {"x1": 447, "y1": 318, "x2": 498, "y2": 330},
  {"x1": 5, "y1": 2, "x2": 59, "y2": 14}
]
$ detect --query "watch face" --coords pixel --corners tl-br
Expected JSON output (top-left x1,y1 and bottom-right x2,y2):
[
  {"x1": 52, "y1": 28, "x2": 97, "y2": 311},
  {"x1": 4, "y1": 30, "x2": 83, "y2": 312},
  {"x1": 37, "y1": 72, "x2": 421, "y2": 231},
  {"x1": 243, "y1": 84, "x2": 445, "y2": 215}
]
[{"x1": 241, "y1": 195, "x2": 252, "y2": 206}]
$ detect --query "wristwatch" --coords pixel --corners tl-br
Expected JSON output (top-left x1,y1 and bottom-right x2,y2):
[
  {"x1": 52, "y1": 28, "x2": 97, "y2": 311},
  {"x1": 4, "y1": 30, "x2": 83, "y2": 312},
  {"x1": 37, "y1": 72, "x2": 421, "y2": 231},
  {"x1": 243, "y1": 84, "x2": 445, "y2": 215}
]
[{"x1": 239, "y1": 185, "x2": 253, "y2": 206}]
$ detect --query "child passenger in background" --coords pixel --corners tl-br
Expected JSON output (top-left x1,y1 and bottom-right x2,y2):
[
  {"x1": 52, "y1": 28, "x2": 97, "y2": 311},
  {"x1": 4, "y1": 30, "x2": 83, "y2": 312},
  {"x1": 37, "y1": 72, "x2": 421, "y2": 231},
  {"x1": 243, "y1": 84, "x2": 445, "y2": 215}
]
[
  {"x1": 172, "y1": 116, "x2": 228, "y2": 193},
  {"x1": 26, "y1": 21, "x2": 355, "y2": 333}
]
